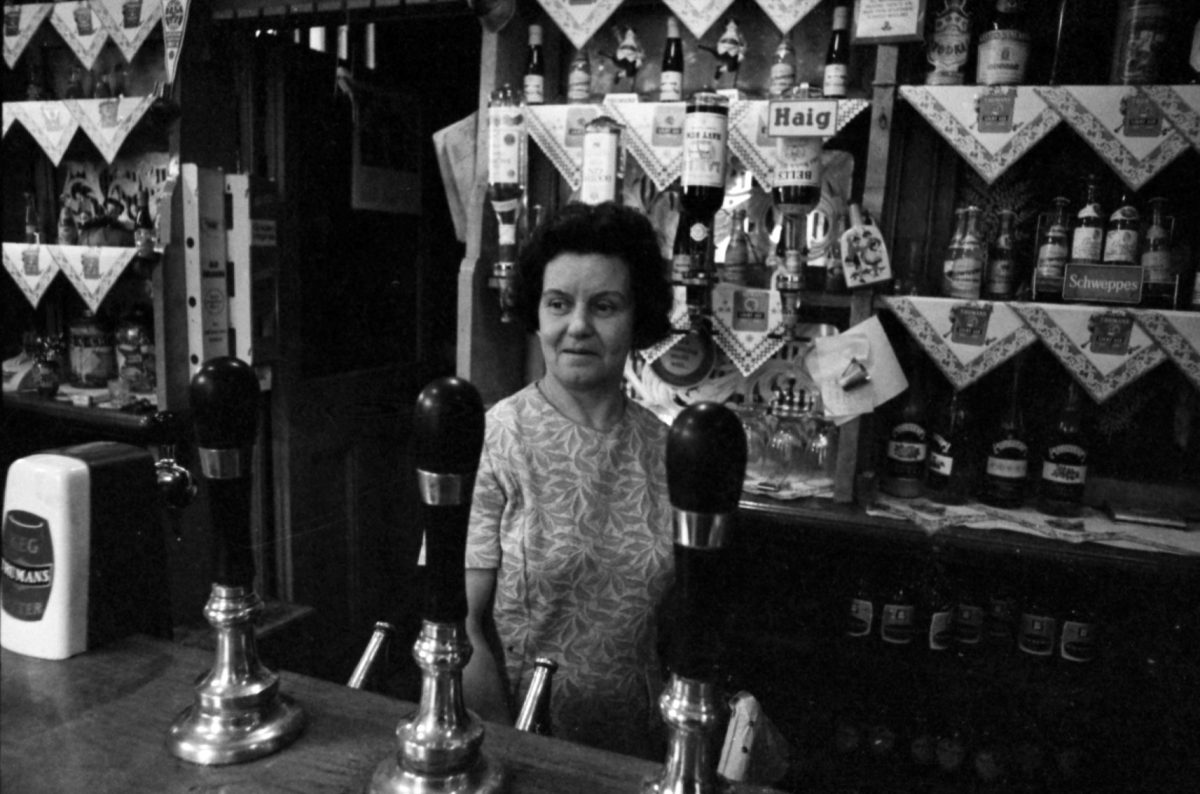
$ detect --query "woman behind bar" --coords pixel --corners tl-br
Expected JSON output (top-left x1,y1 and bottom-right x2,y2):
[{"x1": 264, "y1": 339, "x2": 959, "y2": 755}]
[{"x1": 463, "y1": 202, "x2": 675, "y2": 758}]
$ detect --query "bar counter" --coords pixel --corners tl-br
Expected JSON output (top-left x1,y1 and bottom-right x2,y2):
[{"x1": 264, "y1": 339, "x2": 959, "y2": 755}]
[{"x1": 1, "y1": 634, "x2": 658, "y2": 793}]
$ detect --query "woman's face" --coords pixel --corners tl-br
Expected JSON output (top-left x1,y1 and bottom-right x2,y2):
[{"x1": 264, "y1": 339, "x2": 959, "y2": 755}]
[{"x1": 538, "y1": 251, "x2": 634, "y2": 396}]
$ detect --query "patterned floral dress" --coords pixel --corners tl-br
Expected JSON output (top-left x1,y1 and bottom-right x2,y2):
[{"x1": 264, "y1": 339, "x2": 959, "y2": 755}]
[{"x1": 466, "y1": 383, "x2": 674, "y2": 758}]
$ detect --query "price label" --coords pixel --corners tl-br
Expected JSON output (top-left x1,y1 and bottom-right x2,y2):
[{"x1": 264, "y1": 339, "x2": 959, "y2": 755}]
[
  {"x1": 977, "y1": 89, "x2": 1016, "y2": 134},
  {"x1": 948, "y1": 302, "x2": 993, "y2": 346},
  {"x1": 1121, "y1": 93, "x2": 1163, "y2": 138},
  {"x1": 1086, "y1": 310, "x2": 1135, "y2": 356}
]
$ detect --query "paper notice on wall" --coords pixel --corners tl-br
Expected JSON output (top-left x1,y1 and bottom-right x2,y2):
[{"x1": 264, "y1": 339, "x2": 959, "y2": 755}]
[
  {"x1": 162, "y1": 0, "x2": 190, "y2": 85},
  {"x1": 433, "y1": 112, "x2": 478, "y2": 243},
  {"x1": 808, "y1": 315, "x2": 907, "y2": 425}
]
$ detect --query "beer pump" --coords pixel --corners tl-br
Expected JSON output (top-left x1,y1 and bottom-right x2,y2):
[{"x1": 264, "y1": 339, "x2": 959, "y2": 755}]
[
  {"x1": 369, "y1": 376, "x2": 505, "y2": 794},
  {"x1": 166, "y1": 357, "x2": 305, "y2": 764},
  {"x1": 645, "y1": 401, "x2": 775, "y2": 794}
]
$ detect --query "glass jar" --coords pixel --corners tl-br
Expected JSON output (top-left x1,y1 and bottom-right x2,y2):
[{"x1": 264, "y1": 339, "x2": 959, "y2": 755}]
[
  {"x1": 766, "y1": 388, "x2": 813, "y2": 493},
  {"x1": 68, "y1": 311, "x2": 115, "y2": 387},
  {"x1": 731, "y1": 395, "x2": 771, "y2": 484}
]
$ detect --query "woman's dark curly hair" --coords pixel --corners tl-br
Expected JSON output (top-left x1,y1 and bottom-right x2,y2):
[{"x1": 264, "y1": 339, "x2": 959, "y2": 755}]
[{"x1": 511, "y1": 201, "x2": 674, "y2": 351}]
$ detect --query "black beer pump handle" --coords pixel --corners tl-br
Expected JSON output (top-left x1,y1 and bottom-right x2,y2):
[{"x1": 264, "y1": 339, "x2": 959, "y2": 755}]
[
  {"x1": 190, "y1": 357, "x2": 260, "y2": 589},
  {"x1": 414, "y1": 377, "x2": 485, "y2": 625},
  {"x1": 665, "y1": 402, "x2": 747, "y2": 680}
]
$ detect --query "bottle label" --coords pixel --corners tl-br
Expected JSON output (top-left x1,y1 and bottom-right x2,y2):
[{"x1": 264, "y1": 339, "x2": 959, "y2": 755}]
[
  {"x1": 881, "y1": 603, "x2": 915, "y2": 644},
  {"x1": 2, "y1": 509, "x2": 54, "y2": 622},
  {"x1": 1042, "y1": 459, "x2": 1086, "y2": 486},
  {"x1": 567, "y1": 68, "x2": 591, "y2": 103},
  {"x1": 887, "y1": 440, "x2": 927, "y2": 464},
  {"x1": 768, "y1": 63, "x2": 796, "y2": 97},
  {"x1": 928, "y1": 450, "x2": 954, "y2": 477},
  {"x1": 659, "y1": 71, "x2": 683, "y2": 101},
  {"x1": 929, "y1": 608, "x2": 954, "y2": 650},
  {"x1": 1071, "y1": 224, "x2": 1103, "y2": 262},
  {"x1": 1060, "y1": 618, "x2": 1097, "y2": 662},
  {"x1": 986, "y1": 256, "x2": 1015, "y2": 296},
  {"x1": 1103, "y1": 229, "x2": 1138, "y2": 264},
  {"x1": 823, "y1": 64, "x2": 848, "y2": 97},
  {"x1": 523, "y1": 74, "x2": 544, "y2": 105},
  {"x1": 487, "y1": 106, "x2": 523, "y2": 186},
  {"x1": 946, "y1": 242, "x2": 983, "y2": 298},
  {"x1": 681, "y1": 111, "x2": 728, "y2": 189},
  {"x1": 579, "y1": 129, "x2": 620, "y2": 205},
  {"x1": 774, "y1": 138, "x2": 822, "y2": 189},
  {"x1": 1018, "y1": 612, "x2": 1056, "y2": 656},
  {"x1": 986, "y1": 455, "x2": 1027, "y2": 479},
  {"x1": 847, "y1": 597, "x2": 873, "y2": 637},
  {"x1": 976, "y1": 30, "x2": 1030, "y2": 85},
  {"x1": 1141, "y1": 249, "x2": 1173, "y2": 284},
  {"x1": 956, "y1": 603, "x2": 983, "y2": 644}
]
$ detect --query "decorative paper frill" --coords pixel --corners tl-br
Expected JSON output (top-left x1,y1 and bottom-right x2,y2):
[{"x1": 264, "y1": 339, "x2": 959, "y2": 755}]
[
  {"x1": 1135, "y1": 311, "x2": 1200, "y2": 393},
  {"x1": 52, "y1": 244, "x2": 137, "y2": 312},
  {"x1": 728, "y1": 99, "x2": 869, "y2": 190},
  {"x1": 534, "y1": 0, "x2": 624, "y2": 50},
  {"x1": 883, "y1": 297, "x2": 1038, "y2": 390},
  {"x1": 600, "y1": 100, "x2": 685, "y2": 192},
  {"x1": 898, "y1": 86, "x2": 1062, "y2": 184},
  {"x1": 2, "y1": 243, "x2": 61, "y2": 308},
  {"x1": 1010, "y1": 303, "x2": 1166, "y2": 403},
  {"x1": 3, "y1": 3, "x2": 53, "y2": 68},
  {"x1": 1036, "y1": 86, "x2": 1191, "y2": 191},
  {"x1": 660, "y1": 0, "x2": 736, "y2": 39},
  {"x1": 753, "y1": 0, "x2": 823, "y2": 36},
  {"x1": 48, "y1": 1, "x2": 109, "y2": 70},
  {"x1": 160, "y1": 0, "x2": 189, "y2": 85},
  {"x1": 525, "y1": 103, "x2": 602, "y2": 191},
  {"x1": 2, "y1": 95, "x2": 154, "y2": 164},
  {"x1": 710, "y1": 283, "x2": 787, "y2": 377},
  {"x1": 1143, "y1": 85, "x2": 1200, "y2": 153},
  {"x1": 93, "y1": 0, "x2": 163, "y2": 64},
  {"x1": 3, "y1": 101, "x2": 81, "y2": 165}
]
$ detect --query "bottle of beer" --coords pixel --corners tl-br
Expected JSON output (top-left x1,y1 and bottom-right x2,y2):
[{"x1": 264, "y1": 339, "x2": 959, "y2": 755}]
[
  {"x1": 1140, "y1": 197, "x2": 1176, "y2": 308},
  {"x1": 881, "y1": 363, "x2": 929, "y2": 499},
  {"x1": 980, "y1": 359, "x2": 1028, "y2": 508},
  {"x1": 1036, "y1": 380, "x2": 1088, "y2": 517},
  {"x1": 133, "y1": 188, "x2": 155, "y2": 258},
  {"x1": 523, "y1": 24, "x2": 546, "y2": 105},
  {"x1": 1070, "y1": 175, "x2": 1104, "y2": 264},
  {"x1": 823, "y1": 3, "x2": 851, "y2": 98},
  {"x1": 768, "y1": 35, "x2": 797, "y2": 98},
  {"x1": 926, "y1": 388, "x2": 978, "y2": 505},
  {"x1": 983, "y1": 208, "x2": 1018, "y2": 300},
  {"x1": 514, "y1": 657, "x2": 558, "y2": 735},
  {"x1": 722, "y1": 208, "x2": 751, "y2": 285},
  {"x1": 976, "y1": 0, "x2": 1031, "y2": 86},
  {"x1": 1033, "y1": 196, "x2": 1071, "y2": 302},
  {"x1": 1102, "y1": 192, "x2": 1140, "y2": 265},
  {"x1": 660, "y1": 16, "x2": 684, "y2": 102},
  {"x1": 941, "y1": 207, "x2": 967, "y2": 297},
  {"x1": 825, "y1": 212, "x2": 848, "y2": 294},
  {"x1": 566, "y1": 47, "x2": 592, "y2": 104},
  {"x1": 57, "y1": 201, "x2": 78, "y2": 246},
  {"x1": 945, "y1": 206, "x2": 985, "y2": 300},
  {"x1": 24, "y1": 192, "x2": 41, "y2": 244}
]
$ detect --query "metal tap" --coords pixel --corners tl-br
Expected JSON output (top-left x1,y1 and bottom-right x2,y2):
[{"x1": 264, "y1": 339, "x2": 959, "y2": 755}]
[{"x1": 166, "y1": 357, "x2": 305, "y2": 765}]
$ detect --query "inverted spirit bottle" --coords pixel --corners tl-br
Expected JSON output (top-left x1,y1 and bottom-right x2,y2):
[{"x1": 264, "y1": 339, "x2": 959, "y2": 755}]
[
  {"x1": 487, "y1": 84, "x2": 525, "y2": 320},
  {"x1": 660, "y1": 16, "x2": 684, "y2": 101},
  {"x1": 678, "y1": 91, "x2": 728, "y2": 294},
  {"x1": 523, "y1": 24, "x2": 545, "y2": 105},
  {"x1": 578, "y1": 116, "x2": 623, "y2": 205}
]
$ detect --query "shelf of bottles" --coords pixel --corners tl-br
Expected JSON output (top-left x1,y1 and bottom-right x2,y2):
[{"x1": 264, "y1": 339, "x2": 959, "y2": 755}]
[{"x1": 3, "y1": 0, "x2": 184, "y2": 408}]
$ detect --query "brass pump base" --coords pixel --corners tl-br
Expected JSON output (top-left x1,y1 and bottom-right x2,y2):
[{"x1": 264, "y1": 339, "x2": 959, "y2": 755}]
[
  {"x1": 166, "y1": 584, "x2": 306, "y2": 765},
  {"x1": 367, "y1": 753, "x2": 505, "y2": 794}
]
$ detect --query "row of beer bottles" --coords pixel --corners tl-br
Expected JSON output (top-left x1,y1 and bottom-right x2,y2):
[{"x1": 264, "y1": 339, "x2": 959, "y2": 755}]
[
  {"x1": 880, "y1": 354, "x2": 1090, "y2": 516},
  {"x1": 843, "y1": 556, "x2": 1100, "y2": 667}
]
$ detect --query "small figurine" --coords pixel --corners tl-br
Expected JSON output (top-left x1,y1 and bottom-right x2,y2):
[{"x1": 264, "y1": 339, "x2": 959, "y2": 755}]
[
  {"x1": 700, "y1": 19, "x2": 746, "y2": 84},
  {"x1": 609, "y1": 25, "x2": 645, "y2": 89}
]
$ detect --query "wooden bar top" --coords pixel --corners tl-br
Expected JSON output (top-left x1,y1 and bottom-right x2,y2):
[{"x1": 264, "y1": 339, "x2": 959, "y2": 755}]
[{"x1": 0, "y1": 635, "x2": 659, "y2": 793}]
